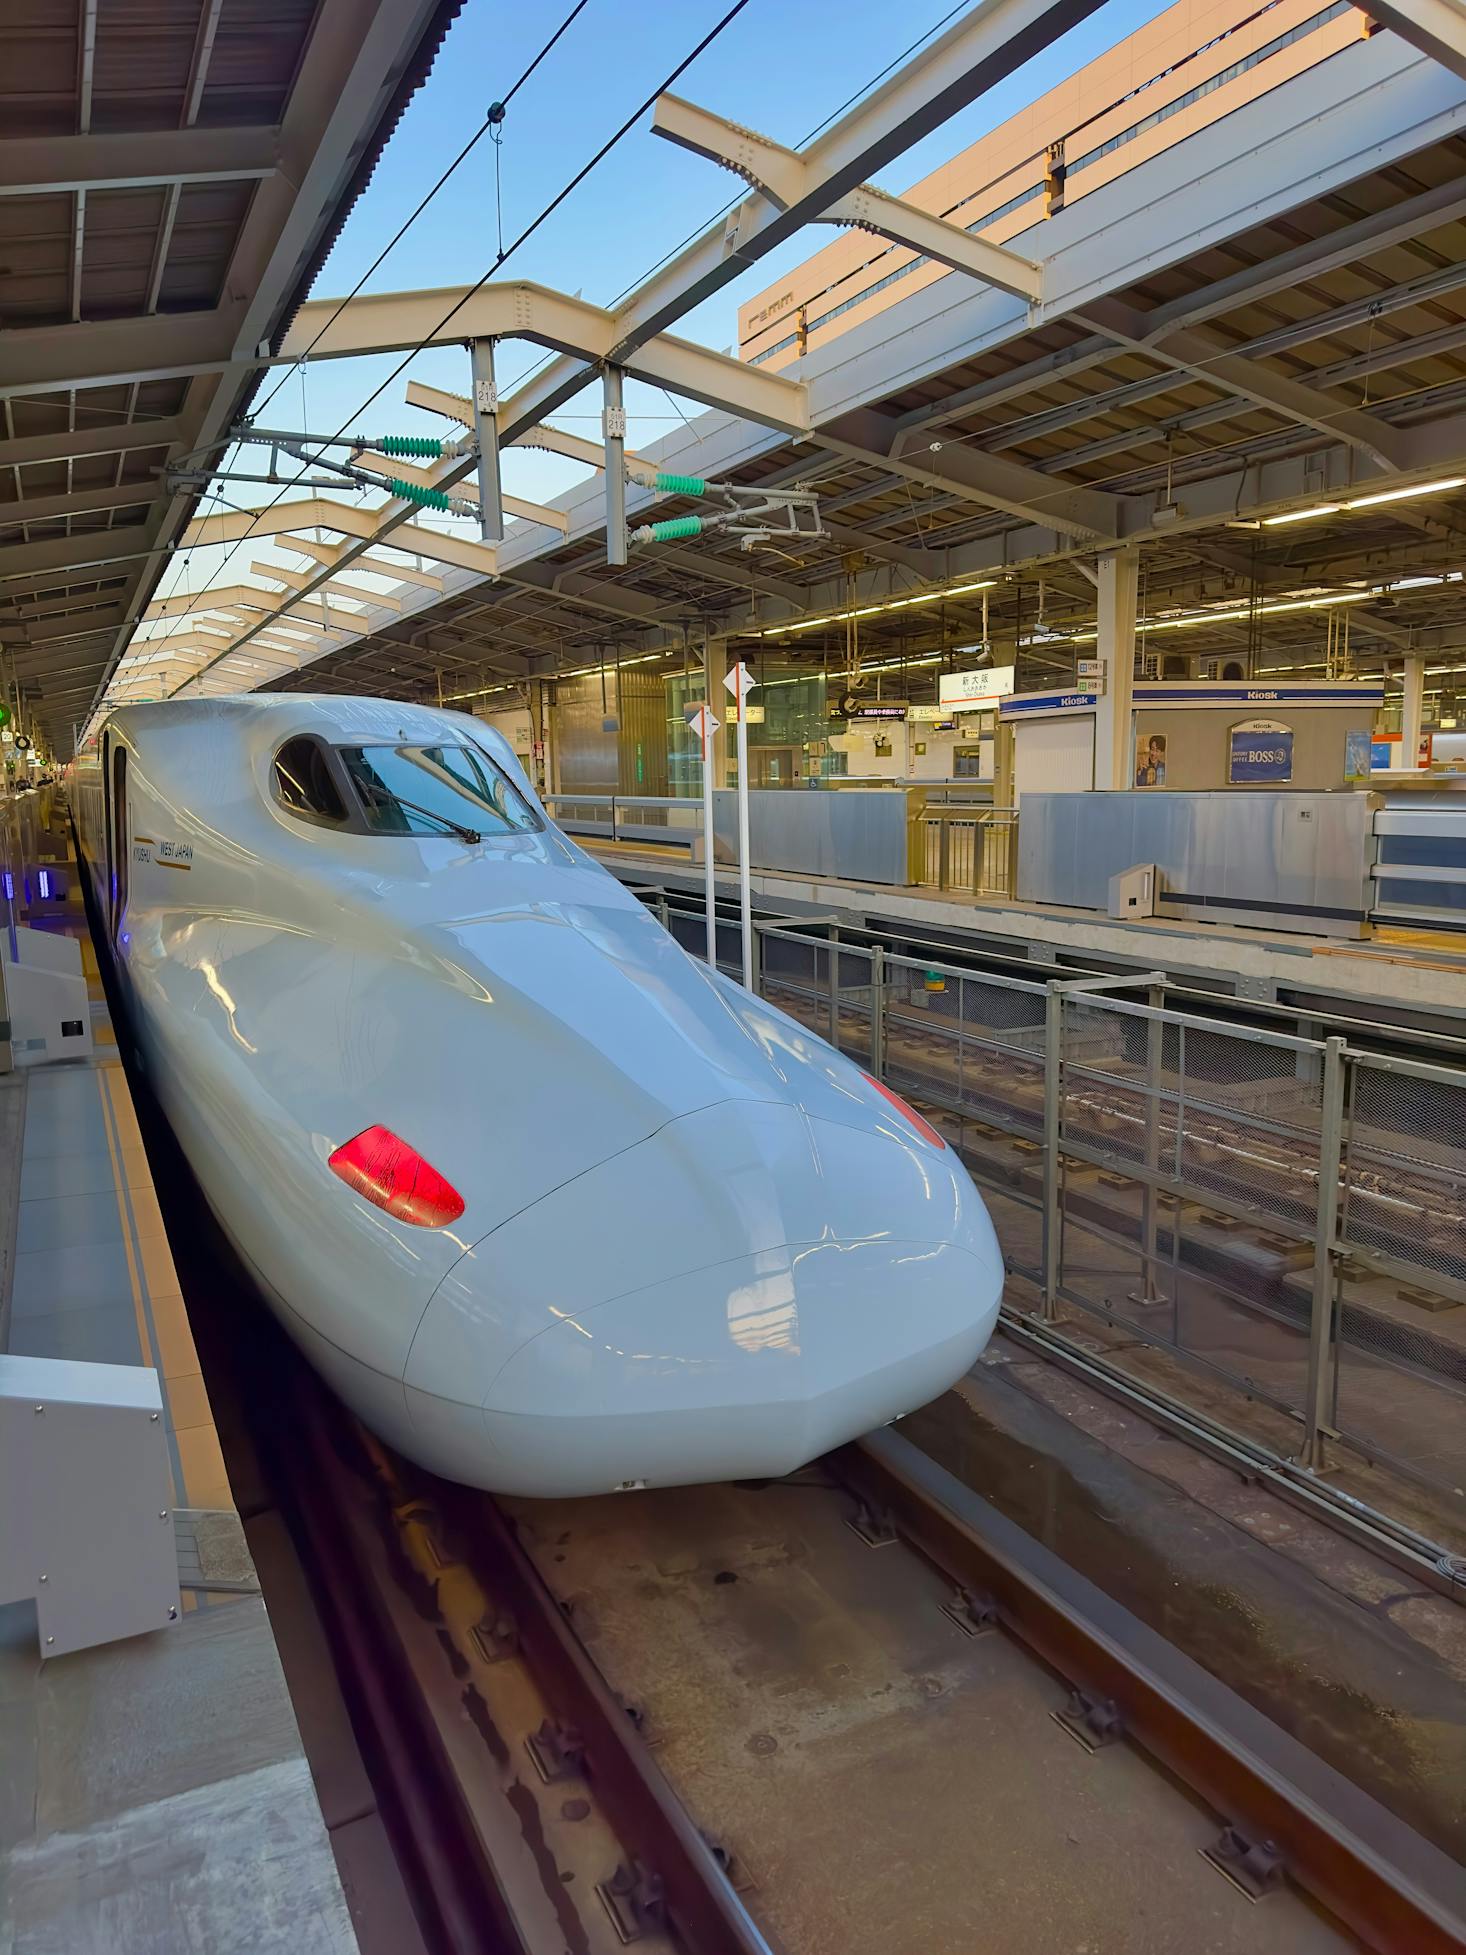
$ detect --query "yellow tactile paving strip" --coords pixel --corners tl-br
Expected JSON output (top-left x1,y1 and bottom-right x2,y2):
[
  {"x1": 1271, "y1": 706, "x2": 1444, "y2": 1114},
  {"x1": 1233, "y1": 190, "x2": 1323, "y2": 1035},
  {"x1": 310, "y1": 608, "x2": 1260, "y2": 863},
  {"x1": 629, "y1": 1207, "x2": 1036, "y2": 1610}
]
[{"x1": 95, "y1": 1060, "x2": 234, "y2": 1513}]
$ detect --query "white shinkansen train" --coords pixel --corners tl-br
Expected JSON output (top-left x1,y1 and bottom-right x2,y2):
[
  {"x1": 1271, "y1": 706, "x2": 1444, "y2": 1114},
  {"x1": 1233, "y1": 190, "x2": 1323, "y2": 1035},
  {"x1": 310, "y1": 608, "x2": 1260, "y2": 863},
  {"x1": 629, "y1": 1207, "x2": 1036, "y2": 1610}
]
[{"x1": 71, "y1": 697, "x2": 1002, "y2": 1496}]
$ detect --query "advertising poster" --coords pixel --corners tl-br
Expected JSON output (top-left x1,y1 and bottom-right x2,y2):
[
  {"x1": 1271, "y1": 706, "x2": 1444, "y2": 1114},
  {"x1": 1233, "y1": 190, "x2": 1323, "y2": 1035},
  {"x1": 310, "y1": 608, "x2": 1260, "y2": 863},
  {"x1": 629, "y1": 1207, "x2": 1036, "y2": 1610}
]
[
  {"x1": 1227, "y1": 718, "x2": 1293, "y2": 784},
  {"x1": 1344, "y1": 729, "x2": 1373, "y2": 782},
  {"x1": 1134, "y1": 730, "x2": 1167, "y2": 787}
]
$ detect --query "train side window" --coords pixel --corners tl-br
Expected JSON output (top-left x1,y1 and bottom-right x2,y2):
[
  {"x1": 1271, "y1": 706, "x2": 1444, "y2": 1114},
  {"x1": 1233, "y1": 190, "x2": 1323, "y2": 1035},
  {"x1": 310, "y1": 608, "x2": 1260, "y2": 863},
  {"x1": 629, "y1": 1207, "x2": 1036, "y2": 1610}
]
[{"x1": 274, "y1": 737, "x2": 348, "y2": 823}]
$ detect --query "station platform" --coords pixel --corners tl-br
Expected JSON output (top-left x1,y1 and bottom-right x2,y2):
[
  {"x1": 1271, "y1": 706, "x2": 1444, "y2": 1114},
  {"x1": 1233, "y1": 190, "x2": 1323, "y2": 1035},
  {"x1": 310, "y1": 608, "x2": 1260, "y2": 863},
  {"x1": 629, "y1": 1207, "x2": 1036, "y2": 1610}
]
[
  {"x1": 588, "y1": 842, "x2": 1466, "y2": 1027},
  {"x1": 0, "y1": 848, "x2": 356, "y2": 1952}
]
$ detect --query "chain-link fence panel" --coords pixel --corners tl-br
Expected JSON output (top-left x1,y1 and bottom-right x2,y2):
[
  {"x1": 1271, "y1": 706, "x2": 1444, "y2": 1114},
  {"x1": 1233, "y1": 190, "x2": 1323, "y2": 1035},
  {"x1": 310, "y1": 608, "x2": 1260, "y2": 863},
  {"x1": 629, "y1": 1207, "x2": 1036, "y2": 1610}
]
[
  {"x1": 1339, "y1": 1055, "x2": 1466, "y2": 1297},
  {"x1": 879, "y1": 959, "x2": 1049, "y2": 1142},
  {"x1": 756, "y1": 928, "x2": 834, "y2": 1045},
  {"x1": 1330, "y1": 1051, "x2": 1466, "y2": 1501},
  {"x1": 1052, "y1": 1165, "x2": 1315, "y2": 1420},
  {"x1": 1060, "y1": 996, "x2": 1327, "y2": 1234}
]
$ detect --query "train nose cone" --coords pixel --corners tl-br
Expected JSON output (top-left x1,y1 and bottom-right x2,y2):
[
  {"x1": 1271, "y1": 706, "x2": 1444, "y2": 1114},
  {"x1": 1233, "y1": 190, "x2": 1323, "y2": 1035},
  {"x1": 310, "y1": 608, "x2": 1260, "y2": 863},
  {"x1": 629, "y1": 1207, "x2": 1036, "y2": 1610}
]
[{"x1": 404, "y1": 1099, "x2": 1002, "y2": 1496}]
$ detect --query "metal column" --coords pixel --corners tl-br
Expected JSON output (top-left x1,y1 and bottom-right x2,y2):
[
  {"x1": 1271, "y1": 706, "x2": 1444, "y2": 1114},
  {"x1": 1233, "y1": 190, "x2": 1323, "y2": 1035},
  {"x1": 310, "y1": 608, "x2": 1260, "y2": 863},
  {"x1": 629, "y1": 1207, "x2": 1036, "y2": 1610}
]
[
  {"x1": 1132, "y1": 982, "x2": 1167, "y2": 1309},
  {"x1": 1301, "y1": 1036, "x2": 1348, "y2": 1470},
  {"x1": 469, "y1": 338, "x2": 503, "y2": 545},
  {"x1": 1041, "y1": 982, "x2": 1064, "y2": 1320},
  {"x1": 1092, "y1": 546, "x2": 1138, "y2": 790},
  {"x1": 1401, "y1": 653, "x2": 1426, "y2": 768},
  {"x1": 869, "y1": 945, "x2": 886, "y2": 1078},
  {"x1": 603, "y1": 365, "x2": 627, "y2": 567}
]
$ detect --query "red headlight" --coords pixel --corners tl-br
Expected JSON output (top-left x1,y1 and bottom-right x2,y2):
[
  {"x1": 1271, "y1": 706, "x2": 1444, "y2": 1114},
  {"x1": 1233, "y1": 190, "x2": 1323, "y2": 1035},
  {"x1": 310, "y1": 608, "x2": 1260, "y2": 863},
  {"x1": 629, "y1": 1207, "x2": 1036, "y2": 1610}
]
[
  {"x1": 862, "y1": 1073, "x2": 947, "y2": 1150},
  {"x1": 328, "y1": 1125, "x2": 465, "y2": 1228}
]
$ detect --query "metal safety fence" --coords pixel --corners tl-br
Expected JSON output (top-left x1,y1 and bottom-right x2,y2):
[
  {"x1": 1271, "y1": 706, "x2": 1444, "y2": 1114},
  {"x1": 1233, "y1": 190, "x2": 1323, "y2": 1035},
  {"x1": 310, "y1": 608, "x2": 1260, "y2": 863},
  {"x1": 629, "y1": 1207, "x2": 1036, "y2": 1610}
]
[
  {"x1": 647, "y1": 893, "x2": 1466, "y2": 1519},
  {"x1": 913, "y1": 806, "x2": 1017, "y2": 898}
]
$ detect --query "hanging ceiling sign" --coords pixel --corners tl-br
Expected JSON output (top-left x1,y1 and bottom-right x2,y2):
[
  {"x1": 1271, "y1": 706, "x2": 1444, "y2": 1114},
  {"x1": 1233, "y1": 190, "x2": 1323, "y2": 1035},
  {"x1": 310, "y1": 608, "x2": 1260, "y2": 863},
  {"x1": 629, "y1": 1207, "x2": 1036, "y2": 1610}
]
[
  {"x1": 938, "y1": 665, "x2": 1015, "y2": 709},
  {"x1": 1227, "y1": 718, "x2": 1293, "y2": 784}
]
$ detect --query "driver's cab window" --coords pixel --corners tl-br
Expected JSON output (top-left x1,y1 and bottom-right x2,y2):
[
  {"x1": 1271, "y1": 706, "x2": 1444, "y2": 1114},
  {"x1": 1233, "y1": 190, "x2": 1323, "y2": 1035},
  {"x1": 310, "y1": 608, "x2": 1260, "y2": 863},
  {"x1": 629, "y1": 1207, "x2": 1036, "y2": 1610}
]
[{"x1": 274, "y1": 737, "x2": 347, "y2": 823}]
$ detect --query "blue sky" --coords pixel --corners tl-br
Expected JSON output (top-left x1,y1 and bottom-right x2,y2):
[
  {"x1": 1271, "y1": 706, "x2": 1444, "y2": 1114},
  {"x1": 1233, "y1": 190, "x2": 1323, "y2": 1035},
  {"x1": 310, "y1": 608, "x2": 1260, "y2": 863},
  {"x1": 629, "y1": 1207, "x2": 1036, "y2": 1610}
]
[{"x1": 146, "y1": 0, "x2": 1171, "y2": 624}]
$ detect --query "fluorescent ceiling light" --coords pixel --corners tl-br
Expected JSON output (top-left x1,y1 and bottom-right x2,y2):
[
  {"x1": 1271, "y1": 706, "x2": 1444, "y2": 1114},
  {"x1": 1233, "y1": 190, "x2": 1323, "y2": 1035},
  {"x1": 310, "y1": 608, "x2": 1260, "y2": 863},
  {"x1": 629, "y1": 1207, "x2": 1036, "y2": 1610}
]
[
  {"x1": 751, "y1": 578, "x2": 996, "y2": 637},
  {"x1": 1344, "y1": 476, "x2": 1466, "y2": 510},
  {"x1": 1263, "y1": 504, "x2": 1341, "y2": 526},
  {"x1": 1261, "y1": 478, "x2": 1466, "y2": 526}
]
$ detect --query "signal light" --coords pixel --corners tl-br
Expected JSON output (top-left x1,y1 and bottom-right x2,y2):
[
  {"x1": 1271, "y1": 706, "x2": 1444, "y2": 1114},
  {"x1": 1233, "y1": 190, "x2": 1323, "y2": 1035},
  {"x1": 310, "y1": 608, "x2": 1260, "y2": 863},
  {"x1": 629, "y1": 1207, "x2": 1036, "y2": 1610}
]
[
  {"x1": 328, "y1": 1125, "x2": 465, "y2": 1227},
  {"x1": 863, "y1": 1073, "x2": 947, "y2": 1150}
]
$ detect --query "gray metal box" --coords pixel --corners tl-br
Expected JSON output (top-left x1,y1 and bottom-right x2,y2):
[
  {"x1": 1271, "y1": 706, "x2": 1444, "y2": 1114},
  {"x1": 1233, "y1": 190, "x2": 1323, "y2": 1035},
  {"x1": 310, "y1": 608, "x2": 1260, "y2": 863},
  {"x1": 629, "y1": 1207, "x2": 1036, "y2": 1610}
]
[{"x1": 0, "y1": 1355, "x2": 180, "y2": 1655}]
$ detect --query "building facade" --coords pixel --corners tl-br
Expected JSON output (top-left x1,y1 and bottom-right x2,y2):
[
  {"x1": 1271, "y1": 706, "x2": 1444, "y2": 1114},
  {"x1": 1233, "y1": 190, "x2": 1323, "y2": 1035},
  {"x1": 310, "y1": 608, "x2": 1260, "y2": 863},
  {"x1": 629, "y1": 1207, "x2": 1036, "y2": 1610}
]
[{"x1": 739, "y1": 0, "x2": 1365, "y2": 370}]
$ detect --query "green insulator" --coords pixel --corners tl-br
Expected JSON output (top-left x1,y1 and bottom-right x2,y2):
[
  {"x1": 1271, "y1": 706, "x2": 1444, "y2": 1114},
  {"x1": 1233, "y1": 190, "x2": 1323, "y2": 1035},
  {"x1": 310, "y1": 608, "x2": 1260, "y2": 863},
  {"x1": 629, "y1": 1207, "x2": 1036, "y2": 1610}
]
[
  {"x1": 379, "y1": 434, "x2": 443, "y2": 458},
  {"x1": 388, "y1": 477, "x2": 452, "y2": 510},
  {"x1": 647, "y1": 515, "x2": 704, "y2": 542},
  {"x1": 653, "y1": 472, "x2": 706, "y2": 497}
]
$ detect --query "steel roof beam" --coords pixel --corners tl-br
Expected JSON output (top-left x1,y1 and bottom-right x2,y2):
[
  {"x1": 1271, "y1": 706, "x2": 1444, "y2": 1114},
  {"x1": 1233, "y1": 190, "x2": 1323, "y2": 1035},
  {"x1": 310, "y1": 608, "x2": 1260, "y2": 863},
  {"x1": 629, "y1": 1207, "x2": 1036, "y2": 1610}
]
[
  {"x1": 250, "y1": 560, "x2": 406, "y2": 609},
  {"x1": 619, "y1": 0, "x2": 1100, "y2": 354},
  {"x1": 652, "y1": 94, "x2": 1043, "y2": 302},
  {"x1": 179, "y1": 497, "x2": 499, "y2": 577},
  {"x1": 365, "y1": 452, "x2": 570, "y2": 532},
  {"x1": 285, "y1": 536, "x2": 447, "y2": 592},
  {"x1": 818, "y1": 405, "x2": 1122, "y2": 538},
  {"x1": 402, "y1": 377, "x2": 664, "y2": 488},
  {"x1": 481, "y1": 0, "x2": 1100, "y2": 451},
  {"x1": 0, "y1": 126, "x2": 280, "y2": 197},
  {"x1": 141, "y1": 583, "x2": 281, "y2": 622},
  {"x1": 1073, "y1": 300, "x2": 1409, "y2": 469},
  {"x1": 0, "y1": 481, "x2": 159, "y2": 528},
  {"x1": 279, "y1": 282, "x2": 808, "y2": 434},
  {"x1": 0, "y1": 530, "x2": 162, "y2": 581},
  {"x1": 1354, "y1": 0, "x2": 1466, "y2": 79},
  {"x1": 0, "y1": 416, "x2": 186, "y2": 472},
  {"x1": 0, "y1": 307, "x2": 241, "y2": 401},
  {"x1": 1142, "y1": 170, "x2": 1466, "y2": 337},
  {"x1": 639, "y1": 544, "x2": 808, "y2": 610}
]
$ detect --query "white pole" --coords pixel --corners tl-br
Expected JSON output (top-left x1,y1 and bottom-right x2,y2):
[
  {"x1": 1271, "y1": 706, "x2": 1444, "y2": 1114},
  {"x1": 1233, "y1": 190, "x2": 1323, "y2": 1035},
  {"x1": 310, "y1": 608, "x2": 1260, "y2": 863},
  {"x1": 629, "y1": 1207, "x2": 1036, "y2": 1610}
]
[
  {"x1": 736, "y1": 691, "x2": 753, "y2": 991},
  {"x1": 702, "y1": 709, "x2": 717, "y2": 968},
  {"x1": 722, "y1": 660, "x2": 756, "y2": 990}
]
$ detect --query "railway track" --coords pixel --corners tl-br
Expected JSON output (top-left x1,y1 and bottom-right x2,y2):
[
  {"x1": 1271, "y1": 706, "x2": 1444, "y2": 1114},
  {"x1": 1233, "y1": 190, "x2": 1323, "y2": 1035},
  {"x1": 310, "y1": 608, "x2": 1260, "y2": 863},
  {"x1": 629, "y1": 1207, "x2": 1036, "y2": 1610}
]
[{"x1": 280, "y1": 1390, "x2": 1466, "y2": 1954}]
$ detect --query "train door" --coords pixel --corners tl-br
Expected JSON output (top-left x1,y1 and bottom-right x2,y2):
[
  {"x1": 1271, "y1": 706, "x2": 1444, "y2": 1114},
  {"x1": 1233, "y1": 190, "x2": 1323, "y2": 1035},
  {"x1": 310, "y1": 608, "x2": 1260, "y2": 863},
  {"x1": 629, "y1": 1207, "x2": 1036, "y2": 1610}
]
[
  {"x1": 109, "y1": 744, "x2": 128, "y2": 944},
  {"x1": 101, "y1": 732, "x2": 112, "y2": 874}
]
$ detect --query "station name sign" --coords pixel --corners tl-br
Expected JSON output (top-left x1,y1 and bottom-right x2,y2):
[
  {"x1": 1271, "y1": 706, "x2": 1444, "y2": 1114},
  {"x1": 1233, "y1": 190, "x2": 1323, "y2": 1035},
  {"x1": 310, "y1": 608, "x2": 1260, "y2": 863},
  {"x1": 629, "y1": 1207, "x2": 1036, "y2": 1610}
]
[{"x1": 938, "y1": 665, "x2": 1016, "y2": 710}]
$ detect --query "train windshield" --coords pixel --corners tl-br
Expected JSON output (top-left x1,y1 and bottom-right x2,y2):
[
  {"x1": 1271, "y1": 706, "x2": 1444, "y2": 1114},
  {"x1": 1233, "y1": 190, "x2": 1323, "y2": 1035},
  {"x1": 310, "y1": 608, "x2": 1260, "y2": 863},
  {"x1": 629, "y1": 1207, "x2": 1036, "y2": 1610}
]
[{"x1": 339, "y1": 744, "x2": 540, "y2": 840}]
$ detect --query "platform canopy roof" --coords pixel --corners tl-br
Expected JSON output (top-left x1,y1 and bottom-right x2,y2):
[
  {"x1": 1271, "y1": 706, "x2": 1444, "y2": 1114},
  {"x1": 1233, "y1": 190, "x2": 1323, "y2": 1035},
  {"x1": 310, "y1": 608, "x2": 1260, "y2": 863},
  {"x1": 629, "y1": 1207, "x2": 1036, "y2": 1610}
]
[
  {"x1": 0, "y1": 0, "x2": 464, "y2": 749},
  {"x1": 33, "y1": 0, "x2": 1466, "y2": 739}
]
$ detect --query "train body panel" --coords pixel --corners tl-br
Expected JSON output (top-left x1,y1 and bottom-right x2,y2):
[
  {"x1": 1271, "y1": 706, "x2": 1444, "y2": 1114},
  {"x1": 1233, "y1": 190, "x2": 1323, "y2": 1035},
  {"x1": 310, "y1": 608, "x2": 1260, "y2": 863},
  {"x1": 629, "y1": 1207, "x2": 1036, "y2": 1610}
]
[{"x1": 71, "y1": 695, "x2": 1002, "y2": 1496}]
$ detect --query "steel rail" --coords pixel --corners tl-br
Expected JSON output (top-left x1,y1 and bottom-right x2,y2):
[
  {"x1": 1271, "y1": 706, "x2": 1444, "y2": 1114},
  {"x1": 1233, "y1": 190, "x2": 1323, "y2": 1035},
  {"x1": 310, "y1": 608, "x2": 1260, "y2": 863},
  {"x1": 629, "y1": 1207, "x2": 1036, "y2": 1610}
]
[
  {"x1": 273, "y1": 1383, "x2": 526, "y2": 1955},
  {"x1": 435, "y1": 1481, "x2": 777, "y2": 1955},
  {"x1": 837, "y1": 1427, "x2": 1466, "y2": 1955}
]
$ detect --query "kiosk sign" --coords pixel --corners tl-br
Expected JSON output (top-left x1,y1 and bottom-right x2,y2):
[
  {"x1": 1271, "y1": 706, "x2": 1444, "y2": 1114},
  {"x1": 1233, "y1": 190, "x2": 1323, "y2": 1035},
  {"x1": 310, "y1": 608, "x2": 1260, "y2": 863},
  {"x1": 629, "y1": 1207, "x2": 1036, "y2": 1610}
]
[{"x1": 1228, "y1": 718, "x2": 1293, "y2": 784}]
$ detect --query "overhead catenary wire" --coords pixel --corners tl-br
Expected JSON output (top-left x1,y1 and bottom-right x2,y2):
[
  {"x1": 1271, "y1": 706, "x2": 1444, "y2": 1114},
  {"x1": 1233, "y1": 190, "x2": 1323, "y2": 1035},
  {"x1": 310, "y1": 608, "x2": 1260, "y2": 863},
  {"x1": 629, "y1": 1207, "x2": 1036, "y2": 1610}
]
[
  {"x1": 113, "y1": 1, "x2": 600, "y2": 704},
  {"x1": 121, "y1": 0, "x2": 965, "y2": 716},
  {"x1": 142, "y1": 0, "x2": 756, "y2": 710},
  {"x1": 251, "y1": 0, "x2": 593, "y2": 422}
]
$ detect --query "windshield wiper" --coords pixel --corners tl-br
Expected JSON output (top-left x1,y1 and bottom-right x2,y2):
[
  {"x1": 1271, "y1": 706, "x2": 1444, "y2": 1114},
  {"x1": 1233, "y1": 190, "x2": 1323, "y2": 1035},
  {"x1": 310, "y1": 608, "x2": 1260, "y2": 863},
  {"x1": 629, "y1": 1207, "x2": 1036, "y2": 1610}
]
[{"x1": 364, "y1": 788, "x2": 480, "y2": 844}]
